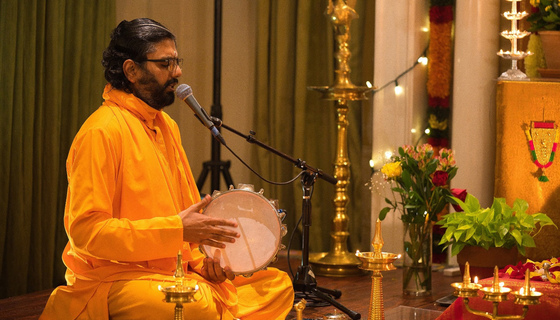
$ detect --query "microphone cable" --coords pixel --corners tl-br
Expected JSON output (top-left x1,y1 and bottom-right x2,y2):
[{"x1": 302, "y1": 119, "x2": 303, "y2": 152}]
[{"x1": 220, "y1": 135, "x2": 307, "y2": 186}]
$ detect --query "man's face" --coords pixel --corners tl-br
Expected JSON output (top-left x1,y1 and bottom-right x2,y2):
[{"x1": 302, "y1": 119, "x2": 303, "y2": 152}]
[{"x1": 132, "y1": 39, "x2": 182, "y2": 110}]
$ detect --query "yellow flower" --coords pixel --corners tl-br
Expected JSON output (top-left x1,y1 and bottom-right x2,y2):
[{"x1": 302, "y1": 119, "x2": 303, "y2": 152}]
[{"x1": 381, "y1": 161, "x2": 402, "y2": 179}]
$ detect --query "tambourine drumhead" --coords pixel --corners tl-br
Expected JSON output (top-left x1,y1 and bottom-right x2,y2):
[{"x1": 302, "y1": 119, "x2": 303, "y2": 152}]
[{"x1": 200, "y1": 189, "x2": 282, "y2": 275}]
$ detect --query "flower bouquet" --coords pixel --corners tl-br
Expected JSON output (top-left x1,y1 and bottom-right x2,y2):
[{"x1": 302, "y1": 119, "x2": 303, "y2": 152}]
[{"x1": 378, "y1": 144, "x2": 457, "y2": 295}]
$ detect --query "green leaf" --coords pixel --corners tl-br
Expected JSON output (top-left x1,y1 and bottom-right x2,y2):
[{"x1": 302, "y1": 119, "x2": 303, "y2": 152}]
[
  {"x1": 451, "y1": 242, "x2": 466, "y2": 256},
  {"x1": 401, "y1": 169, "x2": 413, "y2": 189},
  {"x1": 513, "y1": 198, "x2": 529, "y2": 211},
  {"x1": 391, "y1": 187, "x2": 405, "y2": 193},
  {"x1": 425, "y1": 160, "x2": 438, "y2": 175},
  {"x1": 447, "y1": 167, "x2": 458, "y2": 181},
  {"x1": 476, "y1": 209, "x2": 490, "y2": 223},
  {"x1": 464, "y1": 227, "x2": 476, "y2": 241},
  {"x1": 379, "y1": 207, "x2": 391, "y2": 220},
  {"x1": 472, "y1": 226, "x2": 482, "y2": 242},
  {"x1": 511, "y1": 229, "x2": 523, "y2": 245},
  {"x1": 464, "y1": 194, "x2": 481, "y2": 212},
  {"x1": 498, "y1": 225, "x2": 509, "y2": 238},
  {"x1": 519, "y1": 214, "x2": 534, "y2": 229},
  {"x1": 544, "y1": 10, "x2": 560, "y2": 23},
  {"x1": 453, "y1": 229, "x2": 465, "y2": 242},
  {"x1": 533, "y1": 213, "x2": 557, "y2": 227},
  {"x1": 494, "y1": 238, "x2": 505, "y2": 247},
  {"x1": 521, "y1": 233, "x2": 536, "y2": 248}
]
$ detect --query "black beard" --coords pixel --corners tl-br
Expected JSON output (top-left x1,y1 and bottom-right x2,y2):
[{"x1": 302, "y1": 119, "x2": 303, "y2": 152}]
[{"x1": 135, "y1": 75, "x2": 178, "y2": 110}]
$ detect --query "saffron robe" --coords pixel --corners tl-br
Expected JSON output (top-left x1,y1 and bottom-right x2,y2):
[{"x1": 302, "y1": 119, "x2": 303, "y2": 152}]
[{"x1": 40, "y1": 85, "x2": 293, "y2": 319}]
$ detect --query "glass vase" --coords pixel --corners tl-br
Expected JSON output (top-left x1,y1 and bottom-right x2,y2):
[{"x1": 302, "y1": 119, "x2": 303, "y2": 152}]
[{"x1": 402, "y1": 221, "x2": 432, "y2": 296}]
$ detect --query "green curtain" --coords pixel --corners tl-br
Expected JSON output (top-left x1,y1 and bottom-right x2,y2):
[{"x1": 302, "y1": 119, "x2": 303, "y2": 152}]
[
  {"x1": 251, "y1": 0, "x2": 374, "y2": 254},
  {"x1": 0, "y1": 0, "x2": 115, "y2": 298}
]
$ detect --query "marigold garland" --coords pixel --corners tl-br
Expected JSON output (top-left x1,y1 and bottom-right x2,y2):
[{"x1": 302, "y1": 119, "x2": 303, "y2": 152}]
[{"x1": 426, "y1": 1, "x2": 454, "y2": 149}]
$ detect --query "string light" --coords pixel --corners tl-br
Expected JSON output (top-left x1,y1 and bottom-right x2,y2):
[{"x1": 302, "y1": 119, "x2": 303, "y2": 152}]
[
  {"x1": 394, "y1": 80, "x2": 403, "y2": 95},
  {"x1": 372, "y1": 44, "x2": 429, "y2": 96},
  {"x1": 417, "y1": 56, "x2": 428, "y2": 65}
]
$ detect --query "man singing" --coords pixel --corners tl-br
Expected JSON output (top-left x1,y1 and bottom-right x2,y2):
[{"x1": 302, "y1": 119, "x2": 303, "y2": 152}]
[{"x1": 40, "y1": 18, "x2": 294, "y2": 320}]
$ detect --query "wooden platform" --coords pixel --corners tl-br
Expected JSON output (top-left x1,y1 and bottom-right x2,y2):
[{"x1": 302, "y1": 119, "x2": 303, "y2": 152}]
[{"x1": 0, "y1": 251, "x2": 461, "y2": 319}]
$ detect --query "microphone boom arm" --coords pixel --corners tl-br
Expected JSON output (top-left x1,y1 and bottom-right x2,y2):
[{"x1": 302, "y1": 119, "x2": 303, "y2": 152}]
[{"x1": 211, "y1": 117, "x2": 337, "y2": 185}]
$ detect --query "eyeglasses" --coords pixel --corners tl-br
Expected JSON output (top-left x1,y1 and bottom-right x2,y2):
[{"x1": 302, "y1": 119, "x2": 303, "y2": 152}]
[{"x1": 137, "y1": 57, "x2": 183, "y2": 71}]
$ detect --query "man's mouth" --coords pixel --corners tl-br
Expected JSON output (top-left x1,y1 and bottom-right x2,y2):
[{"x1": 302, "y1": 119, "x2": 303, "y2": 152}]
[{"x1": 166, "y1": 79, "x2": 179, "y2": 91}]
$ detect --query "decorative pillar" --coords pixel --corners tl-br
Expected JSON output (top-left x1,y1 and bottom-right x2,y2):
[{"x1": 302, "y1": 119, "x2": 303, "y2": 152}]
[{"x1": 451, "y1": 0, "x2": 501, "y2": 207}]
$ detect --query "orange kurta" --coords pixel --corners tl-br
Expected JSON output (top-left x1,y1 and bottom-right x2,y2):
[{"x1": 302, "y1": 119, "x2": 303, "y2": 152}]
[{"x1": 40, "y1": 85, "x2": 293, "y2": 320}]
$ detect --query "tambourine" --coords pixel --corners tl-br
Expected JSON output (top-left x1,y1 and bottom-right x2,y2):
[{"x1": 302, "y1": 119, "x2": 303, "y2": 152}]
[{"x1": 200, "y1": 184, "x2": 287, "y2": 277}]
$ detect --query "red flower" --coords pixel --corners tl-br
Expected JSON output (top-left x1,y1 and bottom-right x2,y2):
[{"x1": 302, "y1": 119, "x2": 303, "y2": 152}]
[
  {"x1": 451, "y1": 188, "x2": 467, "y2": 212},
  {"x1": 428, "y1": 96, "x2": 450, "y2": 108},
  {"x1": 432, "y1": 171, "x2": 449, "y2": 186},
  {"x1": 429, "y1": 6, "x2": 454, "y2": 24}
]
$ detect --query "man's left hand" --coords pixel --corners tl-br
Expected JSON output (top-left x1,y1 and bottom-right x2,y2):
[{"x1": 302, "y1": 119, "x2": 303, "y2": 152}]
[{"x1": 201, "y1": 257, "x2": 235, "y2": 283}]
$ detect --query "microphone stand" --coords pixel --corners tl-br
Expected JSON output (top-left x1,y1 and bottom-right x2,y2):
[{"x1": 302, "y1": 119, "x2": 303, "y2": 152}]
[
  {"x1": 196, "y1": 0, "x2": 234, "y2": 192},
  {"x1": 212, "y1": 118, "x2": 361, "y2": 320}
]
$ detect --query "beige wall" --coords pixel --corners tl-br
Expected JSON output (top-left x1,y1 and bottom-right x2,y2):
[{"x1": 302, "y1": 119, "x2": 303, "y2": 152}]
[{"x1": 116, "y1": 0, "x2": 257, "y2": 195}]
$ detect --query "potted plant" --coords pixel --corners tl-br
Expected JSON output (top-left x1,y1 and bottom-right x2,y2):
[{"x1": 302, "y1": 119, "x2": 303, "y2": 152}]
[
  {"x1": 527, "y1": 0, "x2": 560, "y2": 71},
  {"x1": 527, "y1": 0, "x2": 560, "y2": 32},
  {"x1": 437, "y1": 193, "x2": 557, "y2": 279}
]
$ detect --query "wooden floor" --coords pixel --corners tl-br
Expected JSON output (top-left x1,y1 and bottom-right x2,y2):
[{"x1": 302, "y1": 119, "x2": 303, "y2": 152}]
[
  {"x1": 0, "y1": 251, "x2": 462, "y2": 319},
  {"x1": 276, "y1": 252, "x2": 461, "y2": 320}
]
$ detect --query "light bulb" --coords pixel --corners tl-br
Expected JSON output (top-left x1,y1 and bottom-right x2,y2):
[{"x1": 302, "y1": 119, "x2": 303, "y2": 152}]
[{"x1": 394, "y1": 81, "x2": 403, "y2": 95}]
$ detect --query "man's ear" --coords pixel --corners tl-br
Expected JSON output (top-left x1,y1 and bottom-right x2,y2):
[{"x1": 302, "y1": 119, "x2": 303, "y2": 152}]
[{"x1": 123, "y1": 59, "x2": 138, "y2": 83}]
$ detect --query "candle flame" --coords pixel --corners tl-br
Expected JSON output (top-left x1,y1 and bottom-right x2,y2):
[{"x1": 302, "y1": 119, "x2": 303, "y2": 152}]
[{"x1": 474, "y1": 276, "x2": 478, "y2": 284}]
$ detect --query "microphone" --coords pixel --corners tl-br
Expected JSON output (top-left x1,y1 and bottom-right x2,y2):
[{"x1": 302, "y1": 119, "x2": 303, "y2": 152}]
[{"x1": 175, "y1": 84, "x2": 226, "y2": 145}]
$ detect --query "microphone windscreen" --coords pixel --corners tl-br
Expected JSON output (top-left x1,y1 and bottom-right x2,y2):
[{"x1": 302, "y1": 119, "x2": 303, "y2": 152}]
[{"x1": 175, "y1": 84, "x2": 192, "y2": 100}]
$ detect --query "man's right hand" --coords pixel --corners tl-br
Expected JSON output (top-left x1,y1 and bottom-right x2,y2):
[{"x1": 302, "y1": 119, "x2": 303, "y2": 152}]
[{"x1": 178, "y1": 195, "x2": 240, "y2": 248}]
